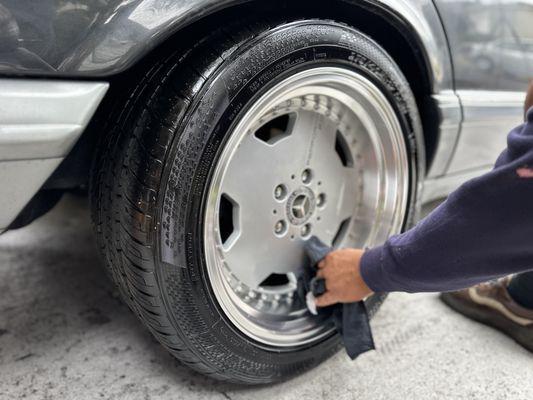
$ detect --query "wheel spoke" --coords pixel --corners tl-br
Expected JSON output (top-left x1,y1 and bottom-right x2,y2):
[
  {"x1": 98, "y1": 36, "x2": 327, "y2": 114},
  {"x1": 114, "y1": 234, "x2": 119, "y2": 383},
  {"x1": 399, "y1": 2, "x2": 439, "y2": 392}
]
[
  {"x1": 313, "y1": 166, "x2": 357, "y2": 244},
  {"x1": 219, "y1": 133, "x2": 283, "y2": 206},
  {"x1": 336, "y1": 166, "x2": 359, "y2": 222},
  {"x1": 275, "y1": 109, "x2": 339, "y2": 166},
  {"x1": 221, "y1": 223, "x2": 306, "y2": 288},
  {"x1": 219, "y1": 131, "x2": 307, "y2": 288},
  {"x1": 221, "y1": 216, "x2": 277, "y2": 289}
]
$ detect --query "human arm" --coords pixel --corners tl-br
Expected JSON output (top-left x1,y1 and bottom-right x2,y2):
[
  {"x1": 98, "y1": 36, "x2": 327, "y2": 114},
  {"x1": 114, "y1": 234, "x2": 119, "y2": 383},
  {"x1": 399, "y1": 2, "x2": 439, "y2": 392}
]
[{"x1": 316, "y1": 82, "x2": 533, "y2": 307}]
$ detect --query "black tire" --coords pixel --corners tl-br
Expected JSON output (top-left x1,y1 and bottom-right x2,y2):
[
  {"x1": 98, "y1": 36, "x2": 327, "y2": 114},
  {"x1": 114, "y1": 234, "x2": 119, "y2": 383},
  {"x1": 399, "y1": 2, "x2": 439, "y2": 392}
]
[{"x1": 90, "y1": 19, "x2": 424, "y2": 384}]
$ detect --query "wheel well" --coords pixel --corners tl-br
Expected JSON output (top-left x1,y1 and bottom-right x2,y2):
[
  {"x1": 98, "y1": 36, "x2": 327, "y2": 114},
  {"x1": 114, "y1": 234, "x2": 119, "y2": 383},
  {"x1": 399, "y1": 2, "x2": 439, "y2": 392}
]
[{"x1": 47, "y1": 0, "x2": 438, "y2": 192}]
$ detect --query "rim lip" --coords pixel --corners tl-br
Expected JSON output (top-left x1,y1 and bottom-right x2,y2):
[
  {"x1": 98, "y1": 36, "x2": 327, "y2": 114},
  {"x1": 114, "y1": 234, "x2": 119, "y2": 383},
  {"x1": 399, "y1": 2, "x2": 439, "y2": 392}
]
[{"x1": 203, "y1": 66, "x2": 410, "y2": 348}]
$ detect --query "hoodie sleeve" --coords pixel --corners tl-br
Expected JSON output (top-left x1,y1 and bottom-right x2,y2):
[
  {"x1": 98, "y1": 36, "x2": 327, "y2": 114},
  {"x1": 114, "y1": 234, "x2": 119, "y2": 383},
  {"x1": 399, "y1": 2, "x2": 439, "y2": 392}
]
[{"x1": 360, "y1": 107, "x2": 533, "y2": 293}]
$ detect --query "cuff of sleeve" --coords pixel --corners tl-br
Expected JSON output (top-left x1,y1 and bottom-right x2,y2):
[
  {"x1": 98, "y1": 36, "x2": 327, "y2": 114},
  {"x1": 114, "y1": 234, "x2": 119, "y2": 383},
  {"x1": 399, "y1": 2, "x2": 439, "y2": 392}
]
[
  {"x1": 360, "y1": 246, "x2": 386, "y2": 293},
  {"x1": 361, "y1": 243, "x2": 409, "y2": 293}
]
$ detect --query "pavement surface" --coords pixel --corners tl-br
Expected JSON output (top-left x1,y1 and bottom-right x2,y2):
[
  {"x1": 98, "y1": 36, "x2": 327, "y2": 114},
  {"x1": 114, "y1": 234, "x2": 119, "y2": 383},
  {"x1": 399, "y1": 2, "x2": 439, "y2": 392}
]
[{"x1": 1, "y1": 195, "x2": 533, "y2": 400}]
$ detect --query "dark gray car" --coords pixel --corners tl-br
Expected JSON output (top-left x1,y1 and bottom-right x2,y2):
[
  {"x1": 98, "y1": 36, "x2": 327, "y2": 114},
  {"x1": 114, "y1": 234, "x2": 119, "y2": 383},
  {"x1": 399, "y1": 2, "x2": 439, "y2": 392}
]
[{"x1": 0, "y1": 0, "x2": 530, "y2": 384}]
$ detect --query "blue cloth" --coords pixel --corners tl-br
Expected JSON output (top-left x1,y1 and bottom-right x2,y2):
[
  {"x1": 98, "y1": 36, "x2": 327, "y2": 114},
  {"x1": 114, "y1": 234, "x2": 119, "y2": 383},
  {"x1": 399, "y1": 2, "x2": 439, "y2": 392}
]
[
  {"x1": 300, "y1": 237, "x2": 375, "y2": 360},
  {"x1": 361, "y1": 107, "x2": 533, "y2": 293}
]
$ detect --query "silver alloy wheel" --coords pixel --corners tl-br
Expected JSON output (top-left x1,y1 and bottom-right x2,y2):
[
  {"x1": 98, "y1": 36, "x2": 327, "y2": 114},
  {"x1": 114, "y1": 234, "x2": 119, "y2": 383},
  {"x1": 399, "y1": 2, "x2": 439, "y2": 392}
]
[{"x1": 204, "y1": 67, "x2": 409, "y2": 347}]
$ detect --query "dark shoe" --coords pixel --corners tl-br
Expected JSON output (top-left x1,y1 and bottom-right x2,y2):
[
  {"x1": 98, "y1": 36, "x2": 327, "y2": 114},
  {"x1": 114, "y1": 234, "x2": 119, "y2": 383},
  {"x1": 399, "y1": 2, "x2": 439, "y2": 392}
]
[{"x1": 440, "y1": 279, "x2": 533, "y2": 352}]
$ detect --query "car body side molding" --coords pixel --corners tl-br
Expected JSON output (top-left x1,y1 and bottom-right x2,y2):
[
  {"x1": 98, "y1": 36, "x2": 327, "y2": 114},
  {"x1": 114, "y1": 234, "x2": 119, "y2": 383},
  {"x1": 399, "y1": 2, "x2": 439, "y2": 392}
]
[{"x1": 0, "y1": 80, "x2": 108, "y2": 230}]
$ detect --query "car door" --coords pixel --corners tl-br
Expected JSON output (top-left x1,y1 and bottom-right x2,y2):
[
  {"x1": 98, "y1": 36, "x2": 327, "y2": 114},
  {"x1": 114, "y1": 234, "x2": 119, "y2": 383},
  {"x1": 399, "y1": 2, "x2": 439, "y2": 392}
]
[{"x1": 433, "y1": 0, "x2": 532, "y2": 173}]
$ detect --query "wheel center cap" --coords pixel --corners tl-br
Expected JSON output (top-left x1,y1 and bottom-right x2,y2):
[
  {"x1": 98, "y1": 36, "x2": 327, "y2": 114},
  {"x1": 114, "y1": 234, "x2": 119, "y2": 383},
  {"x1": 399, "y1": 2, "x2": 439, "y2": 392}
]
[
  {"x1": 292, "y1": 195, "x2": 310, "y2": 219},
  {"x1": 286, "y1": 188, "x2": 316, "y2": 225}
]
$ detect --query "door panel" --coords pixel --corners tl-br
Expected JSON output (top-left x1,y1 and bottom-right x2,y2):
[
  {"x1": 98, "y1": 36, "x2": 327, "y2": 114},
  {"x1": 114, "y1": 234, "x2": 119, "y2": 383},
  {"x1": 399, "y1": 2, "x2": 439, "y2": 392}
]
[
  {"x1": 446, "y1": 90, "x2": 525, "y2": 173},
  {"x1": 434, "y1": 0, "x2": 531, "y2": 172}
]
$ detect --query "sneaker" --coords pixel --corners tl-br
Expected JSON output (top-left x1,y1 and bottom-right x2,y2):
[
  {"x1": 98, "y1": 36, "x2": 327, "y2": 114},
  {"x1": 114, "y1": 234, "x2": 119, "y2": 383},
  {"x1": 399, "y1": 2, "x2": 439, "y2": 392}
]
[{"x1": 440, "y1": 279, "x2": 533, "y2": 352}]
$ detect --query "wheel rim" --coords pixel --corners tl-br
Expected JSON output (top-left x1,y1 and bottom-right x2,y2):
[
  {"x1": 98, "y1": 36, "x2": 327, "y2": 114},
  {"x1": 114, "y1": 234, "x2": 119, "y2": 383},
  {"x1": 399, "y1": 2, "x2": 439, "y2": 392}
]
[{"x1": 204, "y1": 67, "x2": 409, "y2": 347}]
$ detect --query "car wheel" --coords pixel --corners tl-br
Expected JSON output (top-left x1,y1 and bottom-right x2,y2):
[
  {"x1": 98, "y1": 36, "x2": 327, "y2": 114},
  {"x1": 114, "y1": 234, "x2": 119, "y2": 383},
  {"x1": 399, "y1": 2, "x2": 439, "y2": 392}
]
[{"x1": 90, "y1": 19, "x2": 423, "y2": 384}]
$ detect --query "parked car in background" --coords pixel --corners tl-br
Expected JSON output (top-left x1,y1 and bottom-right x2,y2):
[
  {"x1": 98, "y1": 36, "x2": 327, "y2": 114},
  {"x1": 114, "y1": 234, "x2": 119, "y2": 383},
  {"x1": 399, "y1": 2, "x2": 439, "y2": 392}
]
[
  {"x1": 470, "y1": 39, "x2": 533, "y2": 82},
  {"x1": 0, "y1": 0, "x2": 530, "y2": 384}
]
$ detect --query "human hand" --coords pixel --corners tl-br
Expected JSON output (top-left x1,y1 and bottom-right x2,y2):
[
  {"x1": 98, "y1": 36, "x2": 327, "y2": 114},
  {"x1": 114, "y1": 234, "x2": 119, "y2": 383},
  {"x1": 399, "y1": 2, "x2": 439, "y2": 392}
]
[{"x1": 315, "y1": 249, "x2": 373, "y2": 307}]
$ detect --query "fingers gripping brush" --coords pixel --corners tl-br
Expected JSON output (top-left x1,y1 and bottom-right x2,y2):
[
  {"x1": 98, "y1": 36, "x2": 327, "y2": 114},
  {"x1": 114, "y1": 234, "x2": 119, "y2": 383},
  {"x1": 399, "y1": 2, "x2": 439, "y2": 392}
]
[{"x1": 297, "y1": 236, "x2": 375, "y2": 360}]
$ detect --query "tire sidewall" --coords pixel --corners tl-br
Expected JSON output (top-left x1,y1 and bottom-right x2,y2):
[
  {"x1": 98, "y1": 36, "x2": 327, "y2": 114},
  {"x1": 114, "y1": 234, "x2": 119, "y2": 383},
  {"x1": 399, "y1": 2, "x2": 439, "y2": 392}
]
[{"x1": 157, "y1": 20, "x2": 423, "y2": 380}]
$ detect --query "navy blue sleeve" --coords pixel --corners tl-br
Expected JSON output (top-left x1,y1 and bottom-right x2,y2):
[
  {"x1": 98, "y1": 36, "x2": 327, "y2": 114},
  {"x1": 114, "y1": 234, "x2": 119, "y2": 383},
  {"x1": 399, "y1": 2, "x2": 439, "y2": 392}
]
[{"x1": 360, "y1": 107, "x2": 533, "y2": 293}]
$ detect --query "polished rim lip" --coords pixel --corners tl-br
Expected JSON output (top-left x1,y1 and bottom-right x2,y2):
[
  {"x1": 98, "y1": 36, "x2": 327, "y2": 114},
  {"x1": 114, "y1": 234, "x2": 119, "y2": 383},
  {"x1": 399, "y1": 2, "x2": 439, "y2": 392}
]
[{"x1": 203, "y1": 66, "x2": 410, "y2": 348}]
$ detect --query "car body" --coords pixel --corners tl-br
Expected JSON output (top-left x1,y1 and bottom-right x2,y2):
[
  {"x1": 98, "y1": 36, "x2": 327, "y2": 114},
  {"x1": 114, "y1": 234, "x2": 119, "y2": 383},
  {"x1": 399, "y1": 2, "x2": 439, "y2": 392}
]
[
  {"x1": 0, "y1": 0, "x2": 531, "y2": 383},
  {"x1": 0, "y1": 0, "x2": 530, "y2": 232}
]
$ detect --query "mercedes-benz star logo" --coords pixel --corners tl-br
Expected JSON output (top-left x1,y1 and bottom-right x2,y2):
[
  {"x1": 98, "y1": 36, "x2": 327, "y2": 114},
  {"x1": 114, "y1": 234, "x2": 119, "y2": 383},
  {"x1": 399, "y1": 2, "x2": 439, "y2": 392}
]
[{"x1": 291, "y1": 194, "x2": 311, "y2": 219}]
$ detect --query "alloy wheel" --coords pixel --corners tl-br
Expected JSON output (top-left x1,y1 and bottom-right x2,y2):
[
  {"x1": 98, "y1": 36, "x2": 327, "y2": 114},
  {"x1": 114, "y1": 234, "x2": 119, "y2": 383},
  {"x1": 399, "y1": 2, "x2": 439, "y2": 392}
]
[{"x1": 204, "y1": 67, "x2": 409, "y2": 347}]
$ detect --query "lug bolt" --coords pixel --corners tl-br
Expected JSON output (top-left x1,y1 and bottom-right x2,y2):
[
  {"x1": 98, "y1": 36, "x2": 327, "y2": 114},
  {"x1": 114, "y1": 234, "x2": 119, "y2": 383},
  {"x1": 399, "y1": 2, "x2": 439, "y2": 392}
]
[
  {"x1": 301, "y1": 223, "x2": 312, "y2": 237},
  {"x1": 275, "y1": 220, "x2": 286, "y2": 235},
  {"x1": 317, "y1": 193, "x2": 326, "y2": 208},
  {"x1": 274, "y1": 184, "x2": 286, "y2": 200},
  {"x1": 302, "y1": 168, "x2": 313, "y2": 184}
]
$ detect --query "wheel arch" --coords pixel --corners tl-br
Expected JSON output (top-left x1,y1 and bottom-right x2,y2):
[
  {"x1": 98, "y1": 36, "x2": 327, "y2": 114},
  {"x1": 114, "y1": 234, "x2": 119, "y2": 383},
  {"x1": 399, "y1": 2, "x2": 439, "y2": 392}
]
[
  {"x1": 64, "y1": 0, "x2": 452, "y2": 95},
  {"x1": 48, "y1": 0, "x2": 448, "y2": 193},
  {"x1": 109, "y1": 0, "x2": 449, "y2": 170}
]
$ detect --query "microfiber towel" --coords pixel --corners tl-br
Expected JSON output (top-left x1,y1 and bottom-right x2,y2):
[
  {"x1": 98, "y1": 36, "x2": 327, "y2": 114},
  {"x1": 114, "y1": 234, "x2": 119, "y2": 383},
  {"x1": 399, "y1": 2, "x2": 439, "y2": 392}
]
[{"x1": 297, "y1": 236, "x2": 375, "y2": 360}]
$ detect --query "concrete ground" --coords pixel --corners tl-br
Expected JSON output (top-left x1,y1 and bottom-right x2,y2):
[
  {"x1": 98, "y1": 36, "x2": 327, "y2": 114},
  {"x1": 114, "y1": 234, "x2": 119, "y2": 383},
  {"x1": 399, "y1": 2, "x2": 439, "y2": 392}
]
[{"x1": 1, "y1": 195, "x2": 532, "y2": 400}]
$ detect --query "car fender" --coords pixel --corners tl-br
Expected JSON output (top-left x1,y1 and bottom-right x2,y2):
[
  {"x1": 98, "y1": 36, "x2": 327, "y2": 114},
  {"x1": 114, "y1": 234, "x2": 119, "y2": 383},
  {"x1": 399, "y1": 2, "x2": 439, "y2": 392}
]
[{"x1": 0, "y1": 0, "x2": 453, "y2": 92}]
